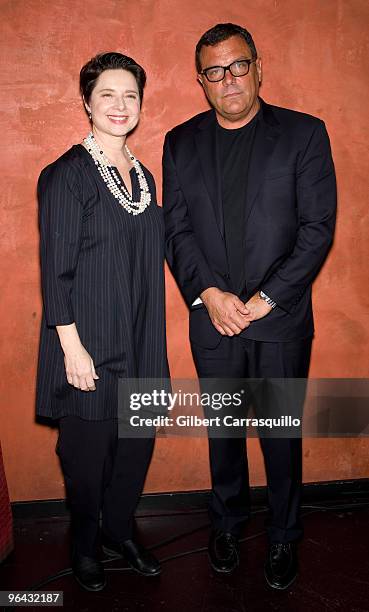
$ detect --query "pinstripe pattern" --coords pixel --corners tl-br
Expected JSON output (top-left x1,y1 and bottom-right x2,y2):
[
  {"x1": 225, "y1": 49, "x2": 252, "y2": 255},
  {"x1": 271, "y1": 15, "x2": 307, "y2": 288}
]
[{"x1": 36, "y1": 145, "x2": 169, "y2": 420}]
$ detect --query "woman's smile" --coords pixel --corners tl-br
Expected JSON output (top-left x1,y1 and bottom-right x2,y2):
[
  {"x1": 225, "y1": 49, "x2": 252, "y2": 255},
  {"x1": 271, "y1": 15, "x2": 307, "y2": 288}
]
[{"x1": 107, "y1": 114, "x2": 129, "y2": 124}]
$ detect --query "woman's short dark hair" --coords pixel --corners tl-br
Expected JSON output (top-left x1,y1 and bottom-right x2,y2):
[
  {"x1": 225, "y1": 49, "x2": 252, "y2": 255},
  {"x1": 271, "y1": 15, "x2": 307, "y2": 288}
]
[
  {"x1": 80, "y1": 52, "x2": 146, "y2": 105},
  {"x1": 195, "y1": 23, "x2": 258, "y2": 73}
]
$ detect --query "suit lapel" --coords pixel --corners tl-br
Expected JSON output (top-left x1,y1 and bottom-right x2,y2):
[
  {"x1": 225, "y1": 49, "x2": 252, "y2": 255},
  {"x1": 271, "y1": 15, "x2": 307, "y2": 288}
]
[
  {"x1": 245, "y1": 100, "x2": 280, "y2": 224},
  {"x1": 195, "y1": 111, "x2": 225, "y2": 239}
]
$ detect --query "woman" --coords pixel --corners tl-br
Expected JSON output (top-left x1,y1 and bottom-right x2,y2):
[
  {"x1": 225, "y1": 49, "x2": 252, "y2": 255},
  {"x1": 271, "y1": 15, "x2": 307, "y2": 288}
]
[{"x1": 36, "y1": 52, "x2": 169, "y2": 591}]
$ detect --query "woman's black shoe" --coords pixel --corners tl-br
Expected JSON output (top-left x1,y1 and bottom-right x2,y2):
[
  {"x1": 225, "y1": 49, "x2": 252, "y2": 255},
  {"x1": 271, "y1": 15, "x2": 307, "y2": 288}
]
[
  {"x1": 102, "y1": 537, "x2": 161, "y2": 576},
  {"x1": 208, "y1": 530, "x2": 239, "y2": 574},
  {"x1": 264, "y1": 542, "x2": 297, "y2": 590},
  {"x1": 72, "y1": 554, "x2": 106, "y2": 591}
]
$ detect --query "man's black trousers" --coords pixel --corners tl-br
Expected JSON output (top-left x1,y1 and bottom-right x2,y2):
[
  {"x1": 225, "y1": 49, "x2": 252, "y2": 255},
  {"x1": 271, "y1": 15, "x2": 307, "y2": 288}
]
[{"x1": 191, "y1": 335, "x2": 312, "y2": 543}]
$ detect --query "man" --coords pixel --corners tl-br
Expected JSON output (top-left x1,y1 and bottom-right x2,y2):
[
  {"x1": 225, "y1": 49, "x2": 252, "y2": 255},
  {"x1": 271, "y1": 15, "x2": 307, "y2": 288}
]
[{"x1": 162, "y1": 23, "x2": 336, "y2": 589}]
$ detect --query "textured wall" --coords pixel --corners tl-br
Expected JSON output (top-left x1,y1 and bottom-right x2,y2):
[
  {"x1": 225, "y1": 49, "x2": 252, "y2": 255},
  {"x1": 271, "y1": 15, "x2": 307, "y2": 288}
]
[{"x1": 1, "y1": 0, "x2": 368, "y2": 501}]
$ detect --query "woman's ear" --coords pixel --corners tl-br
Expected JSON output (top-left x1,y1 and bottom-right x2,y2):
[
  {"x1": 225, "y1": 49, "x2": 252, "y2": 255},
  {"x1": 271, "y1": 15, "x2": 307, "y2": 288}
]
[{"x1": 83, "y1": 97, "x2": 91, "y2": 119}]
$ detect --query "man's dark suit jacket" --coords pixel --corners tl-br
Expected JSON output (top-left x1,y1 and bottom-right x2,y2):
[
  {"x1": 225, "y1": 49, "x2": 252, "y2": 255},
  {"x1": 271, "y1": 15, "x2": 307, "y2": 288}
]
[{"x1": 163, "y1": 98, "x2": 336, "y2": 348}]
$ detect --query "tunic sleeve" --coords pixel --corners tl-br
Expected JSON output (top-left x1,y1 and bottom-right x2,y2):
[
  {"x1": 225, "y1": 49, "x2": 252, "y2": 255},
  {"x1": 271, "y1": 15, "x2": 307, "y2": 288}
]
[{"x1": 38, "y1": 159, "x2": 83, "y2": 327}]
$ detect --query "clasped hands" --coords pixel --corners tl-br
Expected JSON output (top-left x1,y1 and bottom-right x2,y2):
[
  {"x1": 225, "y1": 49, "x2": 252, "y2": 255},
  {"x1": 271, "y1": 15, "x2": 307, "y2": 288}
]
[{"x1": 200, "y1": 287, "x2": 273, "y2": 337}]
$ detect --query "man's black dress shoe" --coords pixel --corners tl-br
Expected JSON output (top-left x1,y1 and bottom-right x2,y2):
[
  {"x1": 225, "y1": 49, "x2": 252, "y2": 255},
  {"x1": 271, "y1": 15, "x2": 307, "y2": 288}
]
[
  {"x1": 102, "y1": 537, "x2": 161, "y2": 576},
  {"x1": 264, "y1": 542, "x2": 297, "y2": 590},
  {"x1": 72, "y1": 554, "x2": 106, "y2": 591},
  {"x1": 208, "y1": 530, "x2": 239, "y2": 574}
]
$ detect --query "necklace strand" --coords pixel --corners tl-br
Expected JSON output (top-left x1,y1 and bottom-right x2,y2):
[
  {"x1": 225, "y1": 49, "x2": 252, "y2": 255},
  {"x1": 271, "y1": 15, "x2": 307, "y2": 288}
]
[{"x1": 82, "y1": 132, "x2": 151, "y2": 215}]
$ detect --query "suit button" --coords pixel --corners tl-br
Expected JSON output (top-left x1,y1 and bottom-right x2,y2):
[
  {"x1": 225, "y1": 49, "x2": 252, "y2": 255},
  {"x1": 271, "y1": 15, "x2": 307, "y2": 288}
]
[{"x1": 223, "y1": 273, "x2": 230, "y2": 280}]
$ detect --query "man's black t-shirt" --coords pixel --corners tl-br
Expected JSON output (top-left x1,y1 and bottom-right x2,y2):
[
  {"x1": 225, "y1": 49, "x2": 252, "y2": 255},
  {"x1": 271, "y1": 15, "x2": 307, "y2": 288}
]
[{"x1": 216, "y1": 112, "x2": 259, "y2": 295}]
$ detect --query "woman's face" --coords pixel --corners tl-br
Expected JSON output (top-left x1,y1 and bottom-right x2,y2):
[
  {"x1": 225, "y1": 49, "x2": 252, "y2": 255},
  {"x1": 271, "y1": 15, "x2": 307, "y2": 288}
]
[{"x1": 85, "y1": 69, "x2": 141, "y2": 138}]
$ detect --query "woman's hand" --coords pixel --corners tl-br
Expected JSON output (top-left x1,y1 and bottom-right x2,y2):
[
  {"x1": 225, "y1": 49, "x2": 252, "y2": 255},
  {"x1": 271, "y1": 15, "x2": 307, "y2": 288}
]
[
  {"x1": 64, "y1": 345, "x2": 99, "y2": 391},
  {"x1": 56, "y1": 323, "x2": 99, "y2": 391}
]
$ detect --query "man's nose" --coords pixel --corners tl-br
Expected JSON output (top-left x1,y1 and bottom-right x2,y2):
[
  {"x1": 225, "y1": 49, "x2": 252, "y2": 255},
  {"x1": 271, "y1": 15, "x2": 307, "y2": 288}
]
[{"x1": 222, "y1": 67, "x2": 236, "y2": 85}]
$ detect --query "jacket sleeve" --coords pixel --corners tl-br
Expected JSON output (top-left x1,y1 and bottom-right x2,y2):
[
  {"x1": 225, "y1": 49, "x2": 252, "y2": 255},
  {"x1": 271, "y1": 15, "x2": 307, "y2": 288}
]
[
  {"x1": 261, "y1": 120, "x2": 337, "y2": 313},
  {"x1": 162, "y1": 132, "x2": 217, "y2": 307},
  {"x1": 38, "y1": 159, "x2": 83, "y2": 326}
]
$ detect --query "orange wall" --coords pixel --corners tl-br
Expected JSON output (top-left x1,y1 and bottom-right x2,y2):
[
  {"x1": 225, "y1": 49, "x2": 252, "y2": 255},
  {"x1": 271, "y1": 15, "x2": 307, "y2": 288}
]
[{"x1": 1, "y1": 0, "x2": 368, "y2": 502}]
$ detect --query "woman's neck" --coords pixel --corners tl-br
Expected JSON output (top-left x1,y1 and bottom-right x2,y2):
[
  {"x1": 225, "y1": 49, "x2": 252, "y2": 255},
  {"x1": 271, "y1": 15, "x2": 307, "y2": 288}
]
[{"x1": 92, "y1": 127, "x2": 130, "y2": 166}]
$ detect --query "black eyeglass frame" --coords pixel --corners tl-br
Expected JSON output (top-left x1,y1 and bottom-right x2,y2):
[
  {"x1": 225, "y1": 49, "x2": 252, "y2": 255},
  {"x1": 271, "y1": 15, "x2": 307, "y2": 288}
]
[{"x1": 200, "y1": 58, "x2": 257, "y2": 82}]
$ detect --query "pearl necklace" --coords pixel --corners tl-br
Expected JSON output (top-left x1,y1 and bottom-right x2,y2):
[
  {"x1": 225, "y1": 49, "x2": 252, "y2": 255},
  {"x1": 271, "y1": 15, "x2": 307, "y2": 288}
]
[{"x1": 82, "y1": 132, "x2": 151, "y2": 215}]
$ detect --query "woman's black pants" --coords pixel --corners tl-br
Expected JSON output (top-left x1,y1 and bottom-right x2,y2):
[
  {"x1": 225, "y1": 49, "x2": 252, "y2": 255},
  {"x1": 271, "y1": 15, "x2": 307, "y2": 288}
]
[{"x1": 57, "y1": 417, "x2": 155, "y2": 557}]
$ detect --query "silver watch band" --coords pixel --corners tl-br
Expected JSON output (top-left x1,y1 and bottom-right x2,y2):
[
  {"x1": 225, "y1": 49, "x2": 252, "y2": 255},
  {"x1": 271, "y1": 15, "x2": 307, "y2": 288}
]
[{"x1": 259, "y1": 290, "x2": 277, "y2": 309}]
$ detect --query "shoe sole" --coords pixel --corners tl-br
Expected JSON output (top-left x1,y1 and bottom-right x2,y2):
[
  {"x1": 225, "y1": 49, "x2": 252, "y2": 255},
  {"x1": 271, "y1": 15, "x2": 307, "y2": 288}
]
[
  {"x1": 208, "y1": 553, "x2": 239, "y2": 574},
  {"x1": 74, "y1": 573, "x2": 107, "y2": 592},
  {"x1": 264, "y1": 567, "x2": 297, "y2": 591},
  {"x1": 102, "y1": 545, "x2": 161, "y2": 577}
]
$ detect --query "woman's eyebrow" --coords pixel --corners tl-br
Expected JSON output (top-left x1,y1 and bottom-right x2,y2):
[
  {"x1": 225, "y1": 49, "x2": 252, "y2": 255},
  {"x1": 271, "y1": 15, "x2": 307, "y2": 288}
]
[{"x1": 97, "y1": 88, "x2": 138, "y2": 94}]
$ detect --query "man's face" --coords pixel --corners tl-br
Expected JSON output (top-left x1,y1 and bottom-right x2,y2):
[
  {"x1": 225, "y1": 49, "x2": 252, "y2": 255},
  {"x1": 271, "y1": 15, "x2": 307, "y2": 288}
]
[{"x1": 198, "y1": 35, "x2": 262, "y2": 128}]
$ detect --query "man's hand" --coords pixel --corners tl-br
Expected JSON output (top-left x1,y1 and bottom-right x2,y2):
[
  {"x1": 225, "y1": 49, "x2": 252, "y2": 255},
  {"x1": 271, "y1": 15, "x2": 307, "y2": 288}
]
[
  {"x1": 243, "y1": 292, "x2": 273, "y2": 321},
  {"x1": 200, "y1": 287, "x2": 251, "y2": 336}
]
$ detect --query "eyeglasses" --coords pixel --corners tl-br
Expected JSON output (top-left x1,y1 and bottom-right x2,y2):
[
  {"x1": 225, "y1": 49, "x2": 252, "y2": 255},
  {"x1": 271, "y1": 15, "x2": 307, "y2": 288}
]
[{"x1": 200, "y1": 58, "x2": 256, "y2": 83}]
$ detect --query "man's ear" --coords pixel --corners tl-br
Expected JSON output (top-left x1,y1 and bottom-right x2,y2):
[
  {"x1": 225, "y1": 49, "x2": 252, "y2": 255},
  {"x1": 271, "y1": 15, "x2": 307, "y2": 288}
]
[
  {"x1": 256, "y1": 58, "x2": 262, "y2": 84},
  {"x1": 197, "y1": 75, "x2": 204, "y2": 87}
]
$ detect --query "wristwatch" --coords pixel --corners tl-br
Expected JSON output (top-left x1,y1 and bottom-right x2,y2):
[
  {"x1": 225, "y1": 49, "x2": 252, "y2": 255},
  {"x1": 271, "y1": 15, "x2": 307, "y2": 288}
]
[{"x1": 259, "y1": 290, "x2": 277, "y2": 309}]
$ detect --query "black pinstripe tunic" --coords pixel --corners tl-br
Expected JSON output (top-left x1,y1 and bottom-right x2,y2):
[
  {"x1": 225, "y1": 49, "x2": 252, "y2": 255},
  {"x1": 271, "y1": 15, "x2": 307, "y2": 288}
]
[{"x1": 36, "y1": 144, "x2": 169, "y2": 420}]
